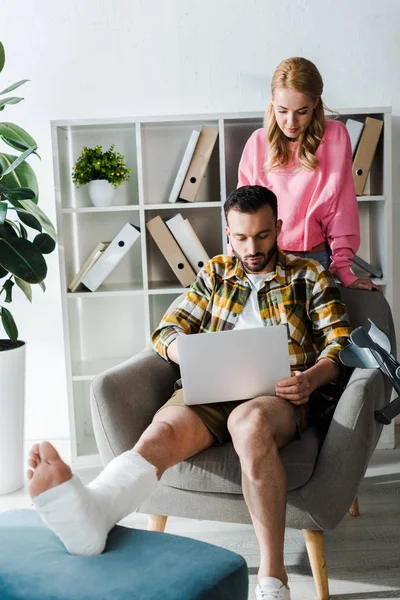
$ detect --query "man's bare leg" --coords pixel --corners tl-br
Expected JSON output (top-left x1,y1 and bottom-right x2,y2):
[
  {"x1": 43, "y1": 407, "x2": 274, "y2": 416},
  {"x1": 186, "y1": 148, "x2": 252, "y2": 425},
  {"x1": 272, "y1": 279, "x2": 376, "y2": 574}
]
[
  {"x1": 27, "y1": 406, "x2": 213, "y2": 554},
  {"x1": 133, "y1": 405, "x2": 214, "y2": 476},
  {"x1": 227, "y1": 396, "x2": 297, "y2": 586}
]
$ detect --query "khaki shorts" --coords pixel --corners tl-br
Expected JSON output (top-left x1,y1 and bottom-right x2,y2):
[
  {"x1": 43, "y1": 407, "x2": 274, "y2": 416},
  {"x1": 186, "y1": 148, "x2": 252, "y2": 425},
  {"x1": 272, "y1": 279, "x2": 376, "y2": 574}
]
[{"x1": 157, "y1": 385, "x2": 309, "y2": 446}]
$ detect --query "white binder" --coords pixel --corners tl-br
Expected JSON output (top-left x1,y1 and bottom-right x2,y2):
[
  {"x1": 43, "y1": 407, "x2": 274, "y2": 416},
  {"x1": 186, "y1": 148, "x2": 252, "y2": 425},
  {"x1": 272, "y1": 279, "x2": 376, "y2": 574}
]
[
  {"x1": 345, "y1": 119, "x2": 364, "y2": 156},
  {"x1": 82, "y1": 223, "x2": 141, "y2": 291},
  {"x1": 165, "y1": 214, "x2": 210, "y2": 273},
  {"x1": 168, "y1": 129, "x2": 201, "y2": 203}
]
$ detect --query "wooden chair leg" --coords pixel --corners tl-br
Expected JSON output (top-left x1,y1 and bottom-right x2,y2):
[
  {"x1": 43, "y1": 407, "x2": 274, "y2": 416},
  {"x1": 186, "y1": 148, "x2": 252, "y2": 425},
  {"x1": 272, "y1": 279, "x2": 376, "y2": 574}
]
[
  {"x1": 148, "y1": 514, "x2": 168, "y2": 532},
  {"x1": 303, "y1": 529, "x2": 329, "y2": 600},
  {"x1": 349, "y1": 496, "x2": 360, "y2": 517}
]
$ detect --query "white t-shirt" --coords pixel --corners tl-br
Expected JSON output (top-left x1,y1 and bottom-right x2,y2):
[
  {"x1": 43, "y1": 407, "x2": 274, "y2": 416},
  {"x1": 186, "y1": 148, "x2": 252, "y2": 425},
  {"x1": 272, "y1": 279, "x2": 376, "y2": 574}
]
[{"x1": 234, "y1": 273, "x2": 266, "y2": 330}]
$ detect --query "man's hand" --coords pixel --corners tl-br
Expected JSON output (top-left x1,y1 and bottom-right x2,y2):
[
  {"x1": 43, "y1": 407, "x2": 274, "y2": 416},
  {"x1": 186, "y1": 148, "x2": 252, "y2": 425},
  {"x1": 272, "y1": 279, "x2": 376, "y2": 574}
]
[{"x1": 275, "y1": 371, "x2": 312, "y2": 405}]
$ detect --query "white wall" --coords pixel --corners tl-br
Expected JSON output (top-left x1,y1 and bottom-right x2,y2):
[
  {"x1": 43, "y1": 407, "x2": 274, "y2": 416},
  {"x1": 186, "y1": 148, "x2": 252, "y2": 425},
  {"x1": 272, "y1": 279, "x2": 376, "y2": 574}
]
[{"x1": 1, "y1": 0, "x2": 400, "y2": 444}]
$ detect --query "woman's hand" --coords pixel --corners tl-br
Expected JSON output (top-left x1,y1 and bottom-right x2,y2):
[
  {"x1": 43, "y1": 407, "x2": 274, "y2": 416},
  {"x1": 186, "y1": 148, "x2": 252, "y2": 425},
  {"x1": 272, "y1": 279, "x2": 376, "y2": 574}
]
[
  {"x1": 349, "y1": 278, "x2": 382, "y2": 292},
  {"x1": 275, "y1": 370, "x2": 311, "y2": 405}
]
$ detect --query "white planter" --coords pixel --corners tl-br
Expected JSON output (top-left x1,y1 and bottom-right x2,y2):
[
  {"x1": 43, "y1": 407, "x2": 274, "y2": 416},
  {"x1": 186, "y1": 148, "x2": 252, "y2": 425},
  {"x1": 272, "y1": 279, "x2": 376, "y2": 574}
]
[
  {"x1": 0, "y1": 341, "x2": 26, "y2": 495},
  {"x1": 88, "y1": 180, "x2": 116, "y2": 207}
]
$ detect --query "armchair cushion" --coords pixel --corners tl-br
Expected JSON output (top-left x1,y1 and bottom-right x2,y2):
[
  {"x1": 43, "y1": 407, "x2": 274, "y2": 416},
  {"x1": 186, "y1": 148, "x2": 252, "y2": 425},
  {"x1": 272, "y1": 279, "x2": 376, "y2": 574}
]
[{"x1": 160, "y1": 427, "x2": 320, "y2": 494}]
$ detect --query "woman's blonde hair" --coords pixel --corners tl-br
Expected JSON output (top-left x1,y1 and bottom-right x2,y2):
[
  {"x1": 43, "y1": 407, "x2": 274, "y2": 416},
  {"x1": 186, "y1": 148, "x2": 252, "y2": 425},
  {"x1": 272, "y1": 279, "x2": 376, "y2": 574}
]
[{"x1": 265, "y1": 57, "x2": 328, "y2": 171}]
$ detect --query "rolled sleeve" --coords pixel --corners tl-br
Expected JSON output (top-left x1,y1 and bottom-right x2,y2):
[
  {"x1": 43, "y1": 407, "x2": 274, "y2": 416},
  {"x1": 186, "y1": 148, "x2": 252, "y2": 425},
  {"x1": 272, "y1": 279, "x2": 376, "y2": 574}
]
[
  {"x1": 151, "y1": 265, "x2": 213, "y2": 361},
  {"x1": 309, "y1": 271, "x2": 352, "y2": 366}
]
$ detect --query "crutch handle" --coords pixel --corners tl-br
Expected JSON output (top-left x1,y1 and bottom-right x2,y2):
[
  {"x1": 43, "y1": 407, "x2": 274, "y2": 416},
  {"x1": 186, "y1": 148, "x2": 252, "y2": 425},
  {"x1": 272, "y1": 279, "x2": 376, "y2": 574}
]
[{"x1": 374, "y1": 396, "x2": 400, "y2": 425}]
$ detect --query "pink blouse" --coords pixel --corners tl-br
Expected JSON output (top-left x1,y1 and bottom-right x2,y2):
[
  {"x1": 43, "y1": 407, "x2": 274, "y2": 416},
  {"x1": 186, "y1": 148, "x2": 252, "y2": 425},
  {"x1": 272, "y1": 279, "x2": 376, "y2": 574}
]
[{"x1": 238, "y1": 119, "x2": 360, "y2": 287}]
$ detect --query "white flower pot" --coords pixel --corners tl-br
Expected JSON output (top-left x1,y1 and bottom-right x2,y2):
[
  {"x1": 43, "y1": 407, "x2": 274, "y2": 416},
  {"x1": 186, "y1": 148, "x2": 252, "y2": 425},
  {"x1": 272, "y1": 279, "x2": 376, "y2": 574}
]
[
  {"x1": 0, "y1": 341, "x2": 26, "y2": 495},
  {"x1": 88, "y1": 180, "x2": 116, "y2": 207}
]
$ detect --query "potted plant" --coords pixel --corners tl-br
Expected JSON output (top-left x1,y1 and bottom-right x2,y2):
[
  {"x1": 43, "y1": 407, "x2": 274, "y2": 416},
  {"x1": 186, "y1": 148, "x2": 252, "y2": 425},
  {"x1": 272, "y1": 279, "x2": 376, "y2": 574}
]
[
  {"x1": 0, "y1": 41, "x2": 57, "y2": 494},
  {"x1": 72, "y1": 144, "x2": 131, "y2": 207}
]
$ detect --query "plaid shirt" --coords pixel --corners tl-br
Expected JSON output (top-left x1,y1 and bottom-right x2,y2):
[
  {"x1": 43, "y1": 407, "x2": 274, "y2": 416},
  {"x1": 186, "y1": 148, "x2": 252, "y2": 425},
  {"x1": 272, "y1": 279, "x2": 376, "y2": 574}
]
[{"x1": 152, "y1": 250, "x2": 352, "y2": 371}]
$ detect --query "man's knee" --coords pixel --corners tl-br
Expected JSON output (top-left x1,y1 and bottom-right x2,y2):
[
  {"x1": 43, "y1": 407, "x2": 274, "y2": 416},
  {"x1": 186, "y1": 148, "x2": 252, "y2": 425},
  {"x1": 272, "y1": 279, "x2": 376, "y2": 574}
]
[
  {"x1": 139, "y1": 418, "x2": 178, "y2": 448},
  {"x1": 227, "y1": 400, "x2": 277, "y2": 453}
]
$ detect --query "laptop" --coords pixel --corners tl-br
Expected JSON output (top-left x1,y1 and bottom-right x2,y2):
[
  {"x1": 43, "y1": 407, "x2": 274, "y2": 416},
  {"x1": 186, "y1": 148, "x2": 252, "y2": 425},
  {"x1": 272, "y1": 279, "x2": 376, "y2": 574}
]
[{"x1": 177, "y1": 326, "x2": 290, "y2": 405}]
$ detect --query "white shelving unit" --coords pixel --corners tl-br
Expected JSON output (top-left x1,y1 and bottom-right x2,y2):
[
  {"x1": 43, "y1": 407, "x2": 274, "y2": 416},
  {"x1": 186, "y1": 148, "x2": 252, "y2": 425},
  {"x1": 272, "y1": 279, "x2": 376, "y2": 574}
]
[{"x1": 51, "y1": 107, "x2": 393, "y2": 466}]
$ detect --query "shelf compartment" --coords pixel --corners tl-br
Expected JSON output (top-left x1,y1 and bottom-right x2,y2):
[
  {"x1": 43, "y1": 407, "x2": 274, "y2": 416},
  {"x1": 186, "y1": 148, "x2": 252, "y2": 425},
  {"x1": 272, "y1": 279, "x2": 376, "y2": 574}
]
[
  {"x1": 62, "y1": 205, "x2": 141, "y2": 214},
  {"x1": 72, "y1": 380, "x2": 99, "y2": 458},
  {"x1": 146, "y1": 201, "x2": 223, "y2": 210},
  {"x1": 62, "y1": 212, "x2": 143, "y2": 292},
  {"x1": 223, "y1": 117, "x2": 263, "y2": 196},
  {"x1": 357, "y1": 195, "x2": 385, "y2": 202},
  {"x1": 149, "y1": 293, "x2": 184, "y2": 334},
  {"x1": 145, "y1": 206, "x2": 222, "y2": 289},
  {"x1": 67, "y1": 295, "x2": 147, "y2": 369},
  {"x1": 148, "y1": 283, "x2": 186, "y2": 294},
  {"x1": 356, "y1": 201, "x2": 387, "y2": 281},
  {"x1": 67, "y1": 282, "x2": 144, "y2": 297},
  {"x1": 338, "y1": 112, "x2": 385, "y2": 197},
  {"x1": 140, "y1": 120, "x2": 221, "y2": 205},
  {"x1": 56, "y1": 122, "x2": 139, "y2": 209},
  {"x1": 72, "y1": 356, "x2": 131, "y2": 379}
]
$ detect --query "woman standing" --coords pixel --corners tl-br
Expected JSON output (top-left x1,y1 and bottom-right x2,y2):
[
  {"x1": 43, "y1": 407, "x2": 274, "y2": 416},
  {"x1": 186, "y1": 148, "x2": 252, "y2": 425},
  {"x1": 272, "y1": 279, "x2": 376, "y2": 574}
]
[{"x1": 238, "y1": 56, "x2": 379, "y2": 290}]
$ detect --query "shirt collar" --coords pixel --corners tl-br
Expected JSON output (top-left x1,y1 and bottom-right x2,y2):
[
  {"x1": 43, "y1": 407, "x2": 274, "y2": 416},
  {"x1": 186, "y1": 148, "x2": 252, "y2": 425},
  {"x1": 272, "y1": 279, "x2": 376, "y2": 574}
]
[{"x1": 223, "y1": 249, "x2": 289, "y2": 285}]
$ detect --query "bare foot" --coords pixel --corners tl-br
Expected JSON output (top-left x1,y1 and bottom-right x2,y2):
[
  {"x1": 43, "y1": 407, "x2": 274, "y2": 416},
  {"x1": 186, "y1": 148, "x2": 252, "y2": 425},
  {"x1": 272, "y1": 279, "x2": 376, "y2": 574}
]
[{"x1": 27, "y1": 442, "x2": 72, "y2": 498}]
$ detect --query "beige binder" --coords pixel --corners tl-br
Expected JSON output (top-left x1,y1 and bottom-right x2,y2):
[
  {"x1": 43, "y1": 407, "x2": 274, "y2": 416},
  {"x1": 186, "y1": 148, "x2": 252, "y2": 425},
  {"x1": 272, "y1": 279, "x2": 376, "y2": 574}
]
[
  {"x1": 179, "y1": 125, "x2": 219, "y2": 202},
  {"x1": 146, "y1": 216, "x2": 196, "y2": 287},
  {"x1": 352, "y1": 117, "x2": 383, "y2": 195}
]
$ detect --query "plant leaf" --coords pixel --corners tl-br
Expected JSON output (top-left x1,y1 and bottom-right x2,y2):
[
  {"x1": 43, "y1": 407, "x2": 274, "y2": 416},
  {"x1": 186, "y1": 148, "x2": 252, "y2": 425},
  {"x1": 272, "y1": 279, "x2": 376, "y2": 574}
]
[
  {"x1": 3, "y1": 278, "x2": 14, "y2": 303},
  {"x1": 0, "y1": 238, "x2": 47, "y2": 283},
  {"x1": 0, "y1": 153, "x2": 38, "y2": 202},
  {"x1": 0, "y1": 201, "x2": 7, "y2": 224},
  {"x1": 0, "y1": 79, "x2": 29, "y2": 96},
  {"x1": 33, "y1": 232, "x2": 56, "y2": 254},
  {"x1": 3, "y1": 187, "x2": 36, "y2": 201},
  {"x1": 19, "y1": 200, "x2": 57, "y2": 241},
  {"x1": 0, "y1": 42, "x2": 5, "y2": 73},
  {"x1": 0, "y1": 135, "x2": 40, "y2": 159},
  {"x1": 0, "y1": 264, "x2": 7, "y2": 278},
  {"x1": 0, "y1": 97, "x2": 24, "y2": 110},
  {"x1": 39, "y1": 280, "x2": 46, "y2": 292},
  {"x1": 15, "y1": 276, "x2": 32, "y2": 302},
  {"x1": 14, "y1": 208, "x2": 42, "y2": 232},
  {"x1": 0, "y1": 122, "x2": 37, "y2": 150},
  {"x1": 1, "y1": 145, "x2": 37, "y2": 176},
  {"x1": 1, "y1": 135, "x2": 29, "y2": 152},
  {"x1": 1, "y1": 306, "x2": 18, "y2": 342},
  {"x1": 18, "y1": 222, "x2": 28, "y2": 239},
  {"x1": 0, "y1": 220, "x2": 18, "y2": 238}
]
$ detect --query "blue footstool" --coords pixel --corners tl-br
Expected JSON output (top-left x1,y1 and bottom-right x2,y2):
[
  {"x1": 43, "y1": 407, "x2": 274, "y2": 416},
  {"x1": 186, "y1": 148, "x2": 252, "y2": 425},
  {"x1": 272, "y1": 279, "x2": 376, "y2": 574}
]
[{"x1": 0, "y1": 510, "x2": 248, "y2": 600}]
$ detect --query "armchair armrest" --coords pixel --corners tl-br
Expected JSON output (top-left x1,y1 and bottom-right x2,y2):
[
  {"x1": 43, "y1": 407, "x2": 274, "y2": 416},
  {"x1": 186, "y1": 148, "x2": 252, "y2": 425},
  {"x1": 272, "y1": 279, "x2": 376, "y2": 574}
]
[
  {"x1": 91, "y1": 347, "x2": 180, "y2": 464},
  {"x1": 297, "y1": 367, "x2": 391, "y2": 529}
]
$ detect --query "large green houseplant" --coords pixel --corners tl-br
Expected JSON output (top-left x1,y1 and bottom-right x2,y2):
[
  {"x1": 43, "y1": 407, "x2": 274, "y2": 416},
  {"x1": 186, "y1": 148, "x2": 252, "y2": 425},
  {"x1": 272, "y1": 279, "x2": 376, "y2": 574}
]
[
  {"x1": 0, "y1": 41, "x2": 57, "y2": 348},
  {"x1": 0, "y1": 41, "x2": 57, "y2": 494}
]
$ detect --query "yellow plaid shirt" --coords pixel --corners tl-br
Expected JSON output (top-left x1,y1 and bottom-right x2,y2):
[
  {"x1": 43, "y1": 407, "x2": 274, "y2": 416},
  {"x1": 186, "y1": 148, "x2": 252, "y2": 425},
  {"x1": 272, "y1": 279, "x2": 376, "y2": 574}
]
[{"x1": 152, "y1": 250, "x2": 352, "y2": 371}]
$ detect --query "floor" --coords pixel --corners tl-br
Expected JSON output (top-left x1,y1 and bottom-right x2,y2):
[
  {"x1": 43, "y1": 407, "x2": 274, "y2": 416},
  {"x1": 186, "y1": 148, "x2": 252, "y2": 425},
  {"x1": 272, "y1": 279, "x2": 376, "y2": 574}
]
[{"x1": 1, "y1": 432, "x2": 400, "y2": 600}]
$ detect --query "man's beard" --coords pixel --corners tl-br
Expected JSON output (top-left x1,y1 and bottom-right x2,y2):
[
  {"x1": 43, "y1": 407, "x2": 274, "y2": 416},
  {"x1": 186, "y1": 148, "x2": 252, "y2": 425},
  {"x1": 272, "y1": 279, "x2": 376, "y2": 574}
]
[{"x1": 232, "y1": 240, "x2": 278, "y2": 273}]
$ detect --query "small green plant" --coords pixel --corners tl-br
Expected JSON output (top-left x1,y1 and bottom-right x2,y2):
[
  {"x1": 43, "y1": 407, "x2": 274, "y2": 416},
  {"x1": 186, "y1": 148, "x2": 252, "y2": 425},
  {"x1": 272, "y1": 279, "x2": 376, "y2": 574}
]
[
  {"x1": 72, "y1": 145, "x2": 131, "y2": 188},
  {"x1": 0, "y1": 41, "x2": 57, "y2": 345}
]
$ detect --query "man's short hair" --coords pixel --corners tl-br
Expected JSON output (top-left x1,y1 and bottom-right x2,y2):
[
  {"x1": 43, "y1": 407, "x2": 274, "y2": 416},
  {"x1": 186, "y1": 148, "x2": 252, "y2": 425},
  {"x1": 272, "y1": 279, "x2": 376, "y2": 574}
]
[{"x1": 224, "y1": 185, "x2": 278, "y2": 223}]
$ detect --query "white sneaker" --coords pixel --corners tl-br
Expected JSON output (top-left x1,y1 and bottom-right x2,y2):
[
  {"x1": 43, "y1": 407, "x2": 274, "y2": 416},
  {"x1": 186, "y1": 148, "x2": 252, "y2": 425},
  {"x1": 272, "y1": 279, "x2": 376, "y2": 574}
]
[{"x1": 255, "y1": 577, "x2": 291, "y2": 600}]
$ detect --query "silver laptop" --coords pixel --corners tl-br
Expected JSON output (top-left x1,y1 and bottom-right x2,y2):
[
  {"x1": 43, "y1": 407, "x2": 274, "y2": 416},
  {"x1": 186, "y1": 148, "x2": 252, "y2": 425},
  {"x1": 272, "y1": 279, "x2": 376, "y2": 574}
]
[{"x1": 177, "y1": 326, "x2": 290, "y2": 406}]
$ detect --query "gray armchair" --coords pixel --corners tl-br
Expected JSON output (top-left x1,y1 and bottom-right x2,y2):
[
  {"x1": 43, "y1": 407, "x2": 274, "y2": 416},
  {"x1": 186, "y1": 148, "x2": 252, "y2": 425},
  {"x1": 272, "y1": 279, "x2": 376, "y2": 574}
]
[{"x1": 91, "y1": 287, "x2": 395, "y2": 600}]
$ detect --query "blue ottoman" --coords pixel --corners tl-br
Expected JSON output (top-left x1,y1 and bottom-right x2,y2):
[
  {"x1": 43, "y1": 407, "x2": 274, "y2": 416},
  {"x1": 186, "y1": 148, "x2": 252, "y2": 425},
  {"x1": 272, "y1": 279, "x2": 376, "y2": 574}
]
[{"x1": 0, "y1": 510, "x2": 248, "y2": 600}]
